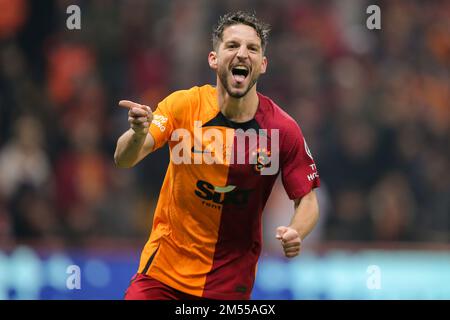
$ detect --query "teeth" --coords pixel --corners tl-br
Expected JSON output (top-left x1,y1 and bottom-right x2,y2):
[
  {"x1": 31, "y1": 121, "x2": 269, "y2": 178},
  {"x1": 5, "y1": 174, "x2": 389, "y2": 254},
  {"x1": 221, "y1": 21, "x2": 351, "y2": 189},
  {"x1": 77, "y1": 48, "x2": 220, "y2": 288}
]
[{"x1": 234, "y1": 66, "x2": 248, "y2": 71}]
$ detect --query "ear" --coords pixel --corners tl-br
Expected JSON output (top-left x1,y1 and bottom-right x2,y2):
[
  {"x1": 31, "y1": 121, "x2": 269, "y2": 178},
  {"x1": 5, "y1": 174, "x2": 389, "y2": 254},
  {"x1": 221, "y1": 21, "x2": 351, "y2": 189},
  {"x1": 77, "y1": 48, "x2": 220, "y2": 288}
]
[
  {"x1": 260, "y1": 56, "x2": 268, "y2": 74},
  {"x1": 208, "y1": 51, "x2": 218, "y2": 70}
]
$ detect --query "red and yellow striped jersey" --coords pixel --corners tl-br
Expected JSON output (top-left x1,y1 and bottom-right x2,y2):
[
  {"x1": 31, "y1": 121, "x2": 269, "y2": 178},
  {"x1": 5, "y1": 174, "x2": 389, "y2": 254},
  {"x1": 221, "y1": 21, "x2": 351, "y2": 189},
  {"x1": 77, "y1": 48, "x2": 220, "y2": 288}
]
[{"x1": 138, "y1": 84, "x2": 320, "y2": 299}]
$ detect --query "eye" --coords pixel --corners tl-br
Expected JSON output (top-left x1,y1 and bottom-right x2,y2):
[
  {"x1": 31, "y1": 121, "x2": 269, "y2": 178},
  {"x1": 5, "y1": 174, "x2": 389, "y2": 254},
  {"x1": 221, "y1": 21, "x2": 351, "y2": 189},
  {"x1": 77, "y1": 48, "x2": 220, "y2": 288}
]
[{"x1": 227, "y1": 43, "x2": 239, "y2": 49}]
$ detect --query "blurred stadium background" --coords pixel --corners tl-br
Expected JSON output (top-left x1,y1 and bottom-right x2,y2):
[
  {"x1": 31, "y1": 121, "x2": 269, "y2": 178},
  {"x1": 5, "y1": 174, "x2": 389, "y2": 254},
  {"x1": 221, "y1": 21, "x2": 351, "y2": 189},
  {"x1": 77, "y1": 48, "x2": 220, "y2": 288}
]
[{"x1": 0, "y1": 0, "x2": 448, "y2": 299}]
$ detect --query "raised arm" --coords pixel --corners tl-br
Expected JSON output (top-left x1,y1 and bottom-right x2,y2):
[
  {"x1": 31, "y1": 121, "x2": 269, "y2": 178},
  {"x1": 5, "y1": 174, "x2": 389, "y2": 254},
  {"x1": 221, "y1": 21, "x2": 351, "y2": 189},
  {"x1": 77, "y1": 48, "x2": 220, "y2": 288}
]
[{"x1": 114, "y1": 100, "x2": 155, "y2": 168}]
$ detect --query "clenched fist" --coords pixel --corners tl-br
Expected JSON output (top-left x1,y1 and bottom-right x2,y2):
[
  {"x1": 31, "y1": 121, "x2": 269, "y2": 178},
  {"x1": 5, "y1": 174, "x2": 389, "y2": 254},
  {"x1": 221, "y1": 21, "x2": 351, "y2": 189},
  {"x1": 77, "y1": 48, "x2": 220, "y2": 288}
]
[
  {"x1": 118, "y1": 100, "x2": 153, "y2": 136},
  {"x1": 276, "y1": 226, "x2": 302, "y2": 258}
]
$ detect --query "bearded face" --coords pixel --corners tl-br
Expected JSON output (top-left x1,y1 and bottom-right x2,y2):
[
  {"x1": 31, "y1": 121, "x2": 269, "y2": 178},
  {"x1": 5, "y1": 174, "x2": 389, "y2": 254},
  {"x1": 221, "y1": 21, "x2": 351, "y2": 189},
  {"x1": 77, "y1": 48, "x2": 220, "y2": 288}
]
[{"x1": 209, "y1": 24, "x2": 267, "y2": 98}]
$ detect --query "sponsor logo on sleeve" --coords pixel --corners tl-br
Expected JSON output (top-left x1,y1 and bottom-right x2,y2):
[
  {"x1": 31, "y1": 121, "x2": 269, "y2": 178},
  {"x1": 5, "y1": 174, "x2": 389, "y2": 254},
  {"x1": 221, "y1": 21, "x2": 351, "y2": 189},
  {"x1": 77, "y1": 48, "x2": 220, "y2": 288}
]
[{"x1": 152, "y1": 115, "x2": 168, "y2": 132}]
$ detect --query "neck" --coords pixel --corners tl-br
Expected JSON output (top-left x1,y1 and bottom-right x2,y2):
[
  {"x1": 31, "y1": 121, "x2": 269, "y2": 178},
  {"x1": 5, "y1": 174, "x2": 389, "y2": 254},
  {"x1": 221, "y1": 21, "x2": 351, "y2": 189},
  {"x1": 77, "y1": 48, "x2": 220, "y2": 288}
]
[{"x1": 216, "y1": 81, "x2": 259, "y2": 123}]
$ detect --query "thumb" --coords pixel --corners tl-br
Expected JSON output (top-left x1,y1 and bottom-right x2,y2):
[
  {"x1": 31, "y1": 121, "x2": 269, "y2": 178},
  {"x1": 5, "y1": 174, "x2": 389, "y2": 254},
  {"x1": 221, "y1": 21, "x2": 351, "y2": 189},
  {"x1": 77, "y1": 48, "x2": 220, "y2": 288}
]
[{"x1": 276, "y1": 226, "x2": 288, "y2": 240}]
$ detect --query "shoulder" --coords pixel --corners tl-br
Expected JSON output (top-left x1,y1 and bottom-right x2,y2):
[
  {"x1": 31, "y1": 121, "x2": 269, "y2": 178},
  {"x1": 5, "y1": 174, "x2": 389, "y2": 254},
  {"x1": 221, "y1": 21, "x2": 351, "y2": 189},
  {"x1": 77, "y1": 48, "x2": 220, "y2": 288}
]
[
  {"x1": 159, "y1": 85, "x2": 215, "y2": 127},
  {"x1": 164, "y1": 84, "x2": 214, "y2": 110},
  {"x1": 256, "y1": 92, "x2": 303, "y2": 138}
]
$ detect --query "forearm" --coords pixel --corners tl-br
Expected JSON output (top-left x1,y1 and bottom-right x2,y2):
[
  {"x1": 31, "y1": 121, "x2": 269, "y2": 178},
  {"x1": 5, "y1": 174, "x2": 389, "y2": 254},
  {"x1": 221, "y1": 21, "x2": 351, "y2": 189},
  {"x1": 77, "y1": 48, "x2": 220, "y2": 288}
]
[
  {"x1": 289, "y1": 190, "x2": 319, "y2": 240},
  {"x1": 114, "y1": 129, "x2": 147, "y2": 168}
]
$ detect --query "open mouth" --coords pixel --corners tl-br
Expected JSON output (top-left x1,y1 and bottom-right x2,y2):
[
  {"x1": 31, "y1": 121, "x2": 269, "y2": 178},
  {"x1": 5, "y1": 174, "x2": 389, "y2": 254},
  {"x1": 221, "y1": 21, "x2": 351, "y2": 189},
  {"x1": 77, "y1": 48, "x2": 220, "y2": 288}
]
[{"x1": 231, "y1": 66, "x2": 249, "y2": 83}]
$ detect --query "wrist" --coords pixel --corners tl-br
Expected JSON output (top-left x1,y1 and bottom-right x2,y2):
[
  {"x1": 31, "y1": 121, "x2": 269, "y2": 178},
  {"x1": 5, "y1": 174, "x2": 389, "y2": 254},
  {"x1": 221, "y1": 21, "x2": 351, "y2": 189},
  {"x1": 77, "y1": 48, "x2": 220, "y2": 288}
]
[{"x1": 132, "y1": 130, "x2": 148, "y2": 139}]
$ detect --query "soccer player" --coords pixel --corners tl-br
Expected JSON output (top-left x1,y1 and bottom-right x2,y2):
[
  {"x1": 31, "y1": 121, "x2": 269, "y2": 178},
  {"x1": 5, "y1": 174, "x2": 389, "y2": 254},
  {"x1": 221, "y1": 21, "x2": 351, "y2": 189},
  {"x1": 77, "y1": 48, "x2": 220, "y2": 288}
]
[{"x1": 115, "y1": 11, "x2": 320, "y2": 300}]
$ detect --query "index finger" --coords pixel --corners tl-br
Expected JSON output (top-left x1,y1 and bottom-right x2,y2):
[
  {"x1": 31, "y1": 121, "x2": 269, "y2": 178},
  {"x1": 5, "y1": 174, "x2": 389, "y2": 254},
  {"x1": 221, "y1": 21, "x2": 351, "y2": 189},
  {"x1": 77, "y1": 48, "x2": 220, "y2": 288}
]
[{"x1": 118, "y1": 100, "x2": 143, "y2": 110}]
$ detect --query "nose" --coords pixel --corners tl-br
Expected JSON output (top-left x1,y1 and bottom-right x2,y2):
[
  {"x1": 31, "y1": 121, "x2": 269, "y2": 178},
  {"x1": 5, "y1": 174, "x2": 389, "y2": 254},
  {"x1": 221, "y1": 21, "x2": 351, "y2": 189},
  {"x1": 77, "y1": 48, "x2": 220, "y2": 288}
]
[{"x1": 236, "y1": 45, "x2": 249, "y2": 60}]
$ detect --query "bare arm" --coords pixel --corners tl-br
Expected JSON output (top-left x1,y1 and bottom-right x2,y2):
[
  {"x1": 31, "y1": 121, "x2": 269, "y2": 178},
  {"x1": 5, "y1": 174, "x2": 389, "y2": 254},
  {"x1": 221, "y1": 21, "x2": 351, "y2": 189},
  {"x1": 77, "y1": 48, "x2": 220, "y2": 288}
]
[
  {"x1": 114, "y1": 100, "x2": 155, "y2": 168},
  {"x1": 276, "y1": 189, "x2": 320, "y2": 258},
  {"x1": 290, "y1": 189, "x2": 320, "y2": 240}
]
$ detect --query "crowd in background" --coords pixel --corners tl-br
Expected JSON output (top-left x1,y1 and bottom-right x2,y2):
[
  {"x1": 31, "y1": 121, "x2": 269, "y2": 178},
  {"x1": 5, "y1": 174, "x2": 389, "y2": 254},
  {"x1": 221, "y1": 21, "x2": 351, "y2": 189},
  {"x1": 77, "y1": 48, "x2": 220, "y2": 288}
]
[{"x1": 0, "y1": 0, "x2": 448, "y2": 251}]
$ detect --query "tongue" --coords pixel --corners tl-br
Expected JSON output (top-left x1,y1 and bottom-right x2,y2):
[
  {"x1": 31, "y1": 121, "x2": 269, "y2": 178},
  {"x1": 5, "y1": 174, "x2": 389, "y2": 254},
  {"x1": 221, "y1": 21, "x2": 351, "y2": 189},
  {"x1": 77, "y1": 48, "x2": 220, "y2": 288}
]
[{"x1": 233, "y1": 74, "x2": 246, "y2": 83}]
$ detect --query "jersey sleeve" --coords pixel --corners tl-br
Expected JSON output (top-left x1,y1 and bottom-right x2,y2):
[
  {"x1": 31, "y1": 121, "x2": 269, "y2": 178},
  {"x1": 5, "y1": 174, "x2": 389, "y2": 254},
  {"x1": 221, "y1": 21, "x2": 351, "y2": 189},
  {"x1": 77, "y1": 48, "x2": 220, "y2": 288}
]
[
  {"x1": 149, "y1": 90, "x2": 192, "y2": 151},
  {"x1": 281, "y1": 122, "x2": 320, "y2": 200}
]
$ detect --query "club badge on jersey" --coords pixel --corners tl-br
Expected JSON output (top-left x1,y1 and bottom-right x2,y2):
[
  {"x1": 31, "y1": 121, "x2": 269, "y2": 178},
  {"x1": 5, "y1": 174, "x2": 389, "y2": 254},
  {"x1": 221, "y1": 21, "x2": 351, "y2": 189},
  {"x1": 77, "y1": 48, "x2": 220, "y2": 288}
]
[{"x1": 252, "y1": 147, "x2": 272, "y2": 173}]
